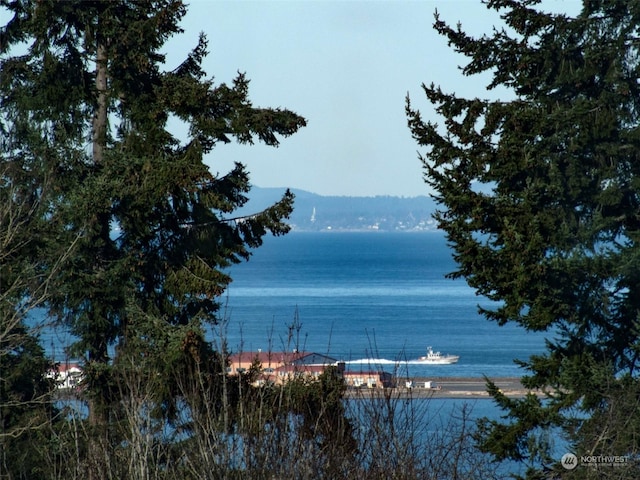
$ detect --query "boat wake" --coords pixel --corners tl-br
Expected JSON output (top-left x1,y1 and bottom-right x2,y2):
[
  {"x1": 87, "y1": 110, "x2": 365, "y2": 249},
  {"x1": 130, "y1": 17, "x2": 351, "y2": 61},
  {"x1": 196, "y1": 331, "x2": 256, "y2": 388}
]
[
  {"x1": 345, "y1": 358, "x2": 457, "y2": 366},
  {"x1": 345, "y1": 358, "x2": 399, "y2": 365}
]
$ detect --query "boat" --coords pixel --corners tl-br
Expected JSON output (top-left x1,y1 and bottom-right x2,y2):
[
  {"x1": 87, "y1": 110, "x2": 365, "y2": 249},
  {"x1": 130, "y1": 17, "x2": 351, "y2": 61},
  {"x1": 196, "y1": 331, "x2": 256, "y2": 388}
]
[{"x1": 417, "y1": 346, "x2": 459, "y2": 364}]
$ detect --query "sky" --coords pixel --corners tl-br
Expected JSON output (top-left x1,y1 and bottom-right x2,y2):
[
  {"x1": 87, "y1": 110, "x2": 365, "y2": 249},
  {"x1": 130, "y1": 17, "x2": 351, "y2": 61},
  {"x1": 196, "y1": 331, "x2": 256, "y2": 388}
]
[
  {"x1": 166, "y1": 0, "x2": 487, "y2": 197},
  {"x1": 165, "y1": 0, "x2": 582, "y2": 197},
  {"x1": 0, "y1": 1, "x2": 580, "y2": 198}
]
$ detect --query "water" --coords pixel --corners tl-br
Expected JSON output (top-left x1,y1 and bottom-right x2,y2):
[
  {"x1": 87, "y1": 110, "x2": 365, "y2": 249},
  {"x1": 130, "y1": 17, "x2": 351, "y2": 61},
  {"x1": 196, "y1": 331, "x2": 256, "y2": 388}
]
[
  {"x1": 219, "y1": 231, "x2": 550, "y2": 379},
  {"x1": 31, "y1": 230, "x2": 553, "y2": 476},
  {"x1": 36, "y1": 231, "x2": 550, "y2": 378},
  {"x1": 218, "y1": 232, "x2": 555, "y2": 475}
]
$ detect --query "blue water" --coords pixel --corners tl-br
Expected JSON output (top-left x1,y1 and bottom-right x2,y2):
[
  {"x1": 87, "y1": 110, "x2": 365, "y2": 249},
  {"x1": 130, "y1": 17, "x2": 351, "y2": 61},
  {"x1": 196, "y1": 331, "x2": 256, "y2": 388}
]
[
  {"x1": 35, "y1": 231, "x2": 553, "y2": 475},
  {"x1": 219, "y1": 231, "x2": 549, "y2": 378},
  {"x1": 36, "y1": 231, "x2": 549, "y2": 378}
]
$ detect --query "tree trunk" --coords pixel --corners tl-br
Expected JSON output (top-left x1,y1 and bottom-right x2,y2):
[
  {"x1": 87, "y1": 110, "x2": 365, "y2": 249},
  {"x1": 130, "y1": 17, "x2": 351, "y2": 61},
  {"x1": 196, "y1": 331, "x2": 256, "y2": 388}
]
[
  {"x1": 92, "y1": 34, "x2": 107, "y2": 166},
  {"x1": 87, "y1": 28, "x2": 111, "y2": 480}
]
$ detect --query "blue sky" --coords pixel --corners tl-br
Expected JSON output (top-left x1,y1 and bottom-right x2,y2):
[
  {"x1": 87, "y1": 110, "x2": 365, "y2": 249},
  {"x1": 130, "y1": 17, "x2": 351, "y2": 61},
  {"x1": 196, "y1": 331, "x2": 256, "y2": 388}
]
[
  {"x1": 166, "y1": 0, "x2": 581, "y2": 197},
  {"x1": 167, "y1": 0, "x2": 489, "y2": 197},
  {"x1": 0, "y1": 1, "x2": 580, "y2": 197}
]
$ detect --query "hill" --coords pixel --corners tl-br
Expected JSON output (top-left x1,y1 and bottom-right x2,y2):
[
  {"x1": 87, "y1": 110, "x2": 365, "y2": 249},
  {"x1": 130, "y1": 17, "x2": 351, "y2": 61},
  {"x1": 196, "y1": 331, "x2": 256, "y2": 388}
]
[{"x1": 237, "y1": 187, "x2": 438, "y2": 232}]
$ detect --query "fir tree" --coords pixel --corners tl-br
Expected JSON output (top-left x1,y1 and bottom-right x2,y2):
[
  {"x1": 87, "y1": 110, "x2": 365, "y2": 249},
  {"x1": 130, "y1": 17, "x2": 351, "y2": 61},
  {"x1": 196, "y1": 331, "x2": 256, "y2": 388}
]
[
  {"x1": 0, "y1": 1, "x2": 305, "y2": 472},
  {"x1": 407, "y1": 1, "x2": 640, "y2": 477},
  {"x1": 0, "y1": 104, "x2": 62, "y2": 479}
]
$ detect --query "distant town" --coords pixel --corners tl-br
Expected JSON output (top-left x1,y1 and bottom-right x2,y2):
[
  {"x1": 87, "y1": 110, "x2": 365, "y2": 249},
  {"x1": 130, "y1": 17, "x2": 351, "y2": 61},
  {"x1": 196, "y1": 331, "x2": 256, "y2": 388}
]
[{"x1": 240, "y1": 187, "x2": 439, "y2": 232}]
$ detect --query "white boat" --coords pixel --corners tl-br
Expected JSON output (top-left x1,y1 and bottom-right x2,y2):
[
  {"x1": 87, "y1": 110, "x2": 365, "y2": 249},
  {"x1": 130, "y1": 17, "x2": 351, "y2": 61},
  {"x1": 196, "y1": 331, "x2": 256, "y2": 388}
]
[{"x1": 417, "y1": 346, "x2": 459, "y2": 364}]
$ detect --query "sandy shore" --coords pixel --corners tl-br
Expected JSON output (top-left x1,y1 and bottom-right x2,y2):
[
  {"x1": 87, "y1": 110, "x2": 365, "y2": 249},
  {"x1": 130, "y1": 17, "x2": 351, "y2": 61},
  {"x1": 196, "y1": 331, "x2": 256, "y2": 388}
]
[{"x1": 345, "y1": 377, "x2": 541, "y2": 399}]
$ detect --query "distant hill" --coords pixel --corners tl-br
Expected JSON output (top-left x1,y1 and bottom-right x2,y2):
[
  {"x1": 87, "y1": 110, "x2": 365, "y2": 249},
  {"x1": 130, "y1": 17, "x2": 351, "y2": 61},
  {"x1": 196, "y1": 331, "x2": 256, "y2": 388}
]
[{"x1": 236, "y1": 186, "x2": 438, "y2": 232}]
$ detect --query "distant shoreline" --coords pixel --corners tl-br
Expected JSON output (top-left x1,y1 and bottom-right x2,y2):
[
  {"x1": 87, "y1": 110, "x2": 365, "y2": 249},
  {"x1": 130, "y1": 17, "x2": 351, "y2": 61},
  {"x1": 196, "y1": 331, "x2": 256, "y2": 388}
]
[
  {"x1": 288, "y1": 228, "x2": 441, "y2": 233},
  {"x1": 345, "y1": 376, "x2": 541, "y2": 399},
  {"x1": 54, "y1": 376, "x2": 540, "y2": 401}
]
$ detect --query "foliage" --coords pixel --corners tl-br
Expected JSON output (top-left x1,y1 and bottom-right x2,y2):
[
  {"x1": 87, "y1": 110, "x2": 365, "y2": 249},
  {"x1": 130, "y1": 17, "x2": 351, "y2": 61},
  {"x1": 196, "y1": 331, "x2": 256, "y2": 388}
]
[
  {"x1": 0, "y1": 0, "x2": 306, "y2": 476},
  {"x1": 1, "y1": 0, "x2": 304, "y2": 414},
  {"x1": 0, "y1": 73, "x2": 68, "y2": 479},
  {"x1": 0, "y1": 328, "x2": 56, "y2": 479},
  {"x1": 407, "y1": 0, "x2": 640, "y2": 477},
  {"x1": 0, "y1": 0, "x2": 552, "y2": 478}
]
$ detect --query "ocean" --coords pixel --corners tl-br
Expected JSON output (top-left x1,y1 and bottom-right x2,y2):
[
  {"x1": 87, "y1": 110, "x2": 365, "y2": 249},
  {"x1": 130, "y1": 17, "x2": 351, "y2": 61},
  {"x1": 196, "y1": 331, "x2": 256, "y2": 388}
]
[
  {"x1": 37, "y1": 230, "x2": 549, "y2": 379},
  {"x1": 35, "y1": 230, "x2": 556, "y2": 476},
  {"x1": 218, "y1": 231, "x2": 550, "y2": 379}
]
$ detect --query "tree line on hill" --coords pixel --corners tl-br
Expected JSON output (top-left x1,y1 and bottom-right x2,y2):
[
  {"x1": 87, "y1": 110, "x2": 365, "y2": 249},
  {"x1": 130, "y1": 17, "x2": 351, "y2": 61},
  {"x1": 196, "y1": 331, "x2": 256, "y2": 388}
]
[
  {"x1": 2, "y1": 1, "x2": 640, "y2": 479},
  {"x1": 239, "y1": 187, "x2": 438, "y2": 231}
]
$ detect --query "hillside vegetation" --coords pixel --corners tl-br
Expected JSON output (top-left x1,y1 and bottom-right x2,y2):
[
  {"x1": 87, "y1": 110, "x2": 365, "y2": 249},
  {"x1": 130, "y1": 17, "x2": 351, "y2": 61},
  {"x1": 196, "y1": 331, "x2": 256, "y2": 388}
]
[{"x1": 241, "y1": 187, "x2": 438, "y2": 231}]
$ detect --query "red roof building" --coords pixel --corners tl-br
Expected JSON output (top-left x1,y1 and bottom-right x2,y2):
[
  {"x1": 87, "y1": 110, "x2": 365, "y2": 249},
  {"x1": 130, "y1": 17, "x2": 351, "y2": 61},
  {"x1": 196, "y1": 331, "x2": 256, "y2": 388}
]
[{"x1": 228, "y1": 351, "x2": 342, "y2": 385}]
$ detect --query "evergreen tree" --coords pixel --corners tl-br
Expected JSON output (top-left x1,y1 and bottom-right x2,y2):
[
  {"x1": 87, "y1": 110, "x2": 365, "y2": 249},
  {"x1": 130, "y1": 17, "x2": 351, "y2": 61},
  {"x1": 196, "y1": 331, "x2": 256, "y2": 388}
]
[
  {"x1": 0, "y1": 115, "x2": 61, "y2": 479},
  {"x1": 0, "y1": 0, "x2": 305, "y2": 473},
  {"x1": 407, "y1": 1, "x2": 640, "y2": 477}
]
